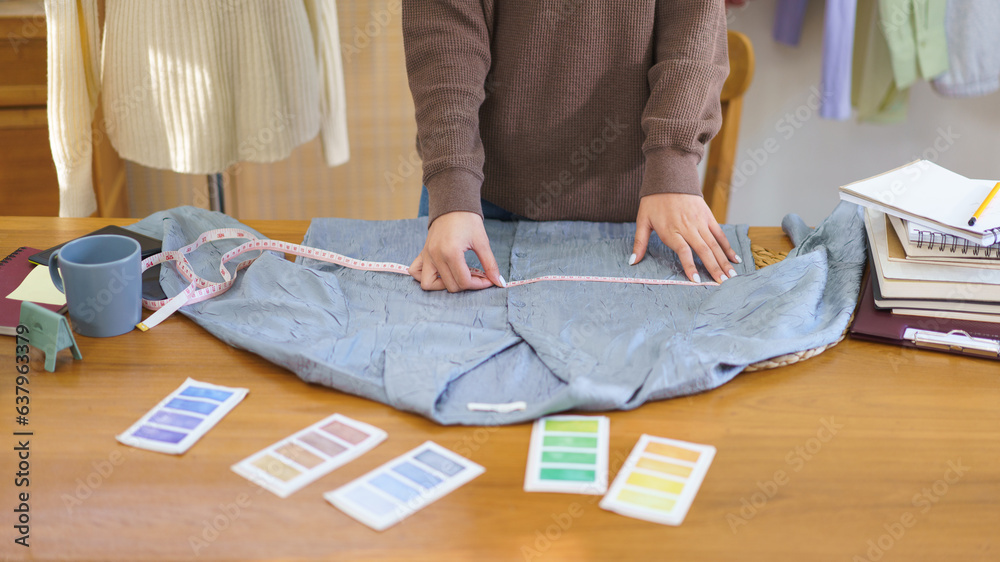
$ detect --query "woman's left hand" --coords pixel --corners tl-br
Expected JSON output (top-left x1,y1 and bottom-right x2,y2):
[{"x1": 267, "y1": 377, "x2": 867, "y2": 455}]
[{"x1": 631, "y1": 192, "x2": 741, "y2": 283}]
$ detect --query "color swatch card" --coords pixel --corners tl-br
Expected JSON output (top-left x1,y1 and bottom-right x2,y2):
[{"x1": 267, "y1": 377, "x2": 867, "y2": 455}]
[
  {"x1": 324, "y1": 441, "x2": 485, "y2": 531},
  {"x1": 231, "y1": 414, "x2": 387, "y2": 498},
  {"x1": 524, "y1": 415, "x2": 609, "y2": 494},
  {"x1": 116, "y1": 378, "x2": 248, "y2": 454},
  {"x1": 599, "y1": 434, "x2": 716, "y2": 526}
]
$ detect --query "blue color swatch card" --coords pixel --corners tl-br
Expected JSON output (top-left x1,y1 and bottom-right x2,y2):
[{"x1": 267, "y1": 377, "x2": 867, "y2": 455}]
[
  {"x1": 324, "y1": 441, "x2": 485, "y2": 531},
  {"x1": 115, "y1": 378, "x2": 248, "y2": 454},
  {"x1": 524, "y1": 415, "x2": 610, "y2": 494},
  {"x1": 231, "y1": 414, "x2": 387, "y2": 498}
]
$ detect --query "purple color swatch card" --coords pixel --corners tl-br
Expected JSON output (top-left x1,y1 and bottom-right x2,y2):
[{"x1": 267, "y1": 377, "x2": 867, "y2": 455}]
[{"x1": 116, "y1": 378, "x2": 248, "y2": 454}]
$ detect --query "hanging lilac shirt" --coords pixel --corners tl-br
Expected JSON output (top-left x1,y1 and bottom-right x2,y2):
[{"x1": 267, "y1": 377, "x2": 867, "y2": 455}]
[
  {"x1": 773, "y1": 0, "x2": 810, "y2": 46},
  {"x1": 820, "y1": 0, "x2": 858, "y2": 120}
]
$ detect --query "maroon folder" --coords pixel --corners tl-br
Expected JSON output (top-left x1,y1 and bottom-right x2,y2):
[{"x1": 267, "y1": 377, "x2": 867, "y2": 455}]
[{"x1": 850, "y1": 270, "x2": 1000, "y2": 360}]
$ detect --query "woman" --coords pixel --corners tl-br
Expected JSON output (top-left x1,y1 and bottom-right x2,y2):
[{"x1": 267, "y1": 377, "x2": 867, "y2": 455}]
[{"x1": 403, "y1": 0, "x2": 741, "y2": 292}]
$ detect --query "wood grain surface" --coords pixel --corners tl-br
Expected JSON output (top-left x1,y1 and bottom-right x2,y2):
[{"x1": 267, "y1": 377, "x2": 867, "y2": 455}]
[{"x1": 0, "y1": 218, "x2": 997, "y2": 562}]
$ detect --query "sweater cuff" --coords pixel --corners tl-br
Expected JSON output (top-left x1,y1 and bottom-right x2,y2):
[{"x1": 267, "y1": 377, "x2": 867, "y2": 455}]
[
  {"x1": 426, "y1": 168, "x2": 484, "y2": 224},
  {"x1": 639, "y1": 148, "x2": 704, "y2": 198},
  {"x1": 57, "y1": 158, "x2": 98, "y2": 218}
]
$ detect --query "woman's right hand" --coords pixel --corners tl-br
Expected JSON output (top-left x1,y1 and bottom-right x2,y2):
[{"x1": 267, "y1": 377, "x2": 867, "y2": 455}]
[{"x1": 409, "y1": 211, "x2": 505, "y2": 292}]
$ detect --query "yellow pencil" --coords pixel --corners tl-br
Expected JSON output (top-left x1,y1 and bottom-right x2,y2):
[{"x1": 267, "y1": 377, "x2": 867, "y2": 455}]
[{"x1": 968, "y1": 182, "x2": 1000, "y2": 227}]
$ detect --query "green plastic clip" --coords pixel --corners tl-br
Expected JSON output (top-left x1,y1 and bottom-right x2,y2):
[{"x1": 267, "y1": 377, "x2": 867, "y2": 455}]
[{"x1": 18, "y1": 301, "x2": 82, "y2": 372}]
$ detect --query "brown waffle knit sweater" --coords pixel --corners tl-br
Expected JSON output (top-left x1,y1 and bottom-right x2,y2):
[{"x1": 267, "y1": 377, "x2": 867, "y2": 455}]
[{"x1": 402, "y1": 1, "x2": 729, "y2": 223}]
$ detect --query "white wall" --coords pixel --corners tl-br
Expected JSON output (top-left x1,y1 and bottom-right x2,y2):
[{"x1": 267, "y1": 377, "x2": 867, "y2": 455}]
[{"x1": 725, "y1": 0, "x2": 1000, "y2": 226}]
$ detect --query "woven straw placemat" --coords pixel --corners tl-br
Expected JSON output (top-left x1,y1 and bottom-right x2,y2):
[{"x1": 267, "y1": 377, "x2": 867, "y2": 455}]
[{"x1": 742, "y1": 244, "x2": 847, "y2": 372}]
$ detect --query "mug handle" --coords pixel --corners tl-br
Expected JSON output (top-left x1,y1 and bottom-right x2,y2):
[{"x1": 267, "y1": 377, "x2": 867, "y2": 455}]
[{"x1": 48, "y1": 251, "x2": 66, "y2": 294}]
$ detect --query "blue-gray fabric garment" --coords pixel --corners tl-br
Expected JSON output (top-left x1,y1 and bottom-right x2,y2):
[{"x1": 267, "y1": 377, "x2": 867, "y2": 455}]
[{"x1": 127, "y1": 203, "x2": 866, "y2": 426}]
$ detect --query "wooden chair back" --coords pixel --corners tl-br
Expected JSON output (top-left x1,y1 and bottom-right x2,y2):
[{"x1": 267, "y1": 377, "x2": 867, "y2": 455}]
[{"x1": 703, "y1": 30, "x2": 755, "y2": 223}]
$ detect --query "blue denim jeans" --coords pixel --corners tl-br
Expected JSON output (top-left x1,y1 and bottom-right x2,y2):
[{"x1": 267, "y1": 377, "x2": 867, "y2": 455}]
[{"x1": 418, "y1": 186, "x2": 528, "y2": 221}]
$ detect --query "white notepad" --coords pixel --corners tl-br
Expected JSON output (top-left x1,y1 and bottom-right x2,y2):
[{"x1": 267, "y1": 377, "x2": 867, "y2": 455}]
[{"x1": 840, "y1": 160, "x2": 1000, "y2": 246}]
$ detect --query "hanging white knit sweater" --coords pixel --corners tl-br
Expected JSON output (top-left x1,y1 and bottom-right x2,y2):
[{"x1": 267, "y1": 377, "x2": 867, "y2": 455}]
[{"x1": 45, "y1": 0, "x2": 350, "y2": 217}]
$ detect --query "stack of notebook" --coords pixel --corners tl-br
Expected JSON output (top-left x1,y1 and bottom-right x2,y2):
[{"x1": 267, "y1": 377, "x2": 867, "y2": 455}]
[{"x1": 839, "y1": 160, "x2": 1000, "y2": 359}]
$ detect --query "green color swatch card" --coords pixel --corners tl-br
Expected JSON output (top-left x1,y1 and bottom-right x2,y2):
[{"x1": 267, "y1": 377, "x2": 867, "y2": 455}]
[{"x1": 523, "y1": 415, "x2": 609, "y2": 494}]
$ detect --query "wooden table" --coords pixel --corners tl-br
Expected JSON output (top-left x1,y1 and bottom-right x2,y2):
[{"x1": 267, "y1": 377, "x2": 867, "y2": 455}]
[{"x1": 1, "y1": 217, "x2": 997, "y2": 561}]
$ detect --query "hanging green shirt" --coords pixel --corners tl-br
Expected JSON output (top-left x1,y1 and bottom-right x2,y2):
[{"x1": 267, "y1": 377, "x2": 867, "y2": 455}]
[
  {"x1": 878, "y1": 0, "x2": 949, "y2": 88},
  {"x1": 853, "y1": 0, "x2": 949, "y2": 123}
]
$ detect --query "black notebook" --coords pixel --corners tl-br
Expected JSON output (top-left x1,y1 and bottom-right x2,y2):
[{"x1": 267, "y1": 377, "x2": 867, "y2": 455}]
[
  {"x1": 29, "y1": 225, "x2": 168, "y2": 301},
  {"x1": 28, "y1": 225, "x2": 163, "y2": 266}
]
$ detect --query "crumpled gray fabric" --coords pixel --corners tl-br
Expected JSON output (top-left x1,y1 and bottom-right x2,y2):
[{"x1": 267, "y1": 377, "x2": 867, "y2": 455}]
[{"x1": 127, "y1": 203, "x2": 865, "y2": 426}]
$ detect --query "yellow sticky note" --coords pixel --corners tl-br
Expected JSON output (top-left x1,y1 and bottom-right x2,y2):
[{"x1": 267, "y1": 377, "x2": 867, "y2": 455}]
[{"x1": 7, "y1": 267, "x2": 66, "y2": 307}]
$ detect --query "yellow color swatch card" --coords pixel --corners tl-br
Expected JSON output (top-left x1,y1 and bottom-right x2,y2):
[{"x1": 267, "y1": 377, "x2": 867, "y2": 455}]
[{"x1": 599, "y1": 434, "x2": 715, "y2": 526}]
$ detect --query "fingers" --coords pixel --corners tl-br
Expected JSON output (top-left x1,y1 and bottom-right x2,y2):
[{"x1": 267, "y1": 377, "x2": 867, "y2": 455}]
[
  {"x1": 454, "y1": 270, "x2": 496, "y2": 291},
  {"x1": 631, "y1": 220, "x2": 652, "y2": 266},
  {"x1": 433, "y1": 248, "x2": 468, "y2": 293},
  {"x1": 412, "y1": 211, "x2": 508, "y2": 292},
  {"x1": 438, "y1": 248, "x2": 493, "y2": 292},
  {"x1": 699, "y1": 224, "x2": 736, "y2": 281},
  {"x1": 707, "y1": 219, "x2": 742, "y2": 266},
  {"x1": 682, "y1": 227, "x2": 729, "y2": 283},
  {"x1": 410, "y1": 211, "x2": 488, "y2": 292},
  {"x1": 416, "y1": 253, "x2": 446, "y2": 291},
  {"x1": 635, "y1": 193, "x2": 743, "y2": 284},
  {"x1": 663, "y1": 233, "x2": 702, "y2": 283},
  {"x1": 471, "y1": 226, "x2": 506, "y2": 288},
  {"x1": 408, "y1": 254, "x2": 422, "y2": 281},
  {"x1": 659, "y1": 224, "x2": 734, "y2": 284},
  {"x1": 419, "y1": 252, "x2": 496, "y2": 292},
  {"x1": 414, "y1": 252, "x2": 491, "y2": 292},
  {"x1": 411, "y1": 244, "x2": 464, "y2": 292}
]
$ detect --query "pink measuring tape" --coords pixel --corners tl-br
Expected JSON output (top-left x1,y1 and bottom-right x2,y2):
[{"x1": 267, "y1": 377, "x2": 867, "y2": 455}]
[{"x1": 136, "y1": 228, "x2": 717, "y2": 331}]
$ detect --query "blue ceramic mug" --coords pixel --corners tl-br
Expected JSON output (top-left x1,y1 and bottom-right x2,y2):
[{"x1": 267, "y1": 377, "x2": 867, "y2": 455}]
[{"x1": 48, "y1": 234, "x2": 142, "y2": 337}]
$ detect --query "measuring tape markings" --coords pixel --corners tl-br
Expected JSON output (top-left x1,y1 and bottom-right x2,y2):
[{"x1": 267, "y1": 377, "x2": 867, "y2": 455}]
[{"x1": 137, "y1": 228, "x2": 719, "y2": 331}]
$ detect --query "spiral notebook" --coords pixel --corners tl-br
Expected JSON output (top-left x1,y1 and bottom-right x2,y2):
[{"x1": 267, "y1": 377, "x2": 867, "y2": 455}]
[
  {"x1": 887, "y1": 215, "x2": 1000, "y2": 266},
  {"x1": 1, "y1": 247, "x2": 67, "y2": 336},
  {"x1": 839, "y1": 160, "x2": 1000, "y2": 246}
]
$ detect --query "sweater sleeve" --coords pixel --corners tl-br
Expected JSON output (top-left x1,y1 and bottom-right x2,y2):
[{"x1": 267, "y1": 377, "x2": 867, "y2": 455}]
[
  {"x1": 640, "y1": 0, "x2": 729, "y2": 199},
  {"x1": 308, "y1": 0, "x2": 350, "y2": 167},
  {"x1": 44, "y1": 0, "x2": 101, "y2": 217},
  {"x1": 402, "y1": 0, "x2": 492, "y2": 223}
]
